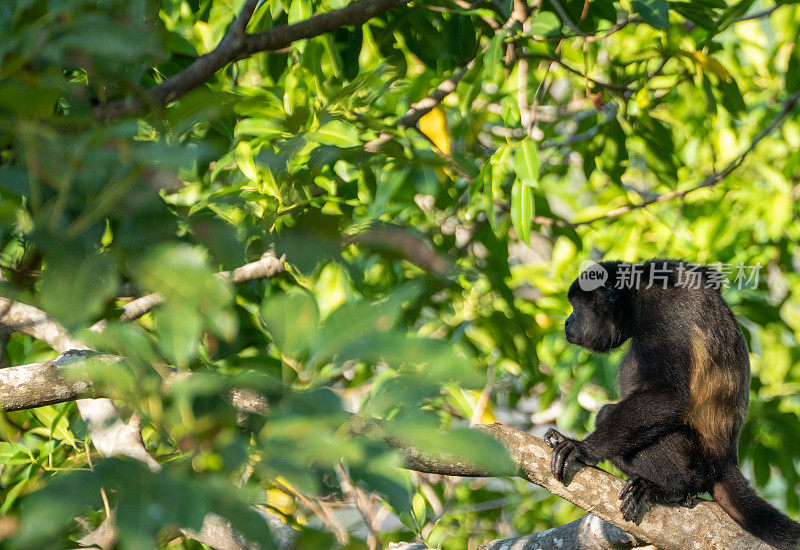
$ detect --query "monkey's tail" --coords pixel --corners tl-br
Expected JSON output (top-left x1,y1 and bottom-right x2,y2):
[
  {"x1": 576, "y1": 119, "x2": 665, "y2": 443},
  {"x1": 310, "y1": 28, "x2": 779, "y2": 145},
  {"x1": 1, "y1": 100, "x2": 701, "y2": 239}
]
[{"x1": 712, "y1": 462, "x2": 800, "y2": 550}]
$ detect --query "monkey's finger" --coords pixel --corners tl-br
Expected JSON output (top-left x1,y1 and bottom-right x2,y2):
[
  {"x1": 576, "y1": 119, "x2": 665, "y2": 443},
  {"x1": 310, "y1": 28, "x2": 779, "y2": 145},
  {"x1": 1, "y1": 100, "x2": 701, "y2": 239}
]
[
  {"x1": 550, "y1": 444, "x2": 563, "y2": 479},
  {"x1": 629, "y1": 483, "x2": 648, "y2": 505},
  {"x1": 544, "y1": 429, "x2": 564, "y2": 448},
  {"x1": 562, "y1": 447, "x2": 581, "y2": 478},
  {"x1": 551, "y1": 443, "x2": 570, "y2": 480},
  {"x1": 620, "y1": 479, "x2": 635, "y2": 500},
  {"x1": 620, "y1": 499, "x2": 635, "y2": 522},
  {"x1": 619, "y1": 476, "x2": 641, "y2": 499},
  {"x1": 620, "y1": 493, "x2": 642, "y2": 522}
]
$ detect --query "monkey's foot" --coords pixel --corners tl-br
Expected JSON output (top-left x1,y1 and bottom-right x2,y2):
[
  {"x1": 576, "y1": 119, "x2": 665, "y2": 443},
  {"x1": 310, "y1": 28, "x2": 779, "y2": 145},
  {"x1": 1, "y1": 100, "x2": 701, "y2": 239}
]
[
  {"x1": 619, "y1": 475, "x2": 654, "y2": 523},
  {"x1": 544, "y1": 428, "x2": 594, "y2": 482}
]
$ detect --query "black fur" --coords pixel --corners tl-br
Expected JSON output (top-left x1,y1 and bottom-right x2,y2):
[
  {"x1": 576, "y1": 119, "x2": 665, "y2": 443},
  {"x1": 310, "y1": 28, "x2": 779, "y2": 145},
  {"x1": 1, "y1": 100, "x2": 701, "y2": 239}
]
[{"x1": 546, "y1": 259, "x2": 800, "y2": 549}]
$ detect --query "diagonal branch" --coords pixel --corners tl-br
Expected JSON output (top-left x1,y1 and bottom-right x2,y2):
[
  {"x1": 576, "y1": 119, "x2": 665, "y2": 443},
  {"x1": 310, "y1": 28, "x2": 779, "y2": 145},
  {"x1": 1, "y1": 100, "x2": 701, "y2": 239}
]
[
  {"x1": 95, "y1": 0, "x2": 408, "y2": 120},
  {"x1": 388, "y1": 423, "x2": 770, "y2": 550},
  {"x1": 0, "y1": 298, "x2": 88, "y2": 353}
]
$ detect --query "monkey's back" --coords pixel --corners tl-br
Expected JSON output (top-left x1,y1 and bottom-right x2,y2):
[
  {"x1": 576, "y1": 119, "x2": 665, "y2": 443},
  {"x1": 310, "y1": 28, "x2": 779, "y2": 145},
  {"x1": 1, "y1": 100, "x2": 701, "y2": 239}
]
[{"x1": 617, "y1": 260, "x2": 750, "y2": 462}]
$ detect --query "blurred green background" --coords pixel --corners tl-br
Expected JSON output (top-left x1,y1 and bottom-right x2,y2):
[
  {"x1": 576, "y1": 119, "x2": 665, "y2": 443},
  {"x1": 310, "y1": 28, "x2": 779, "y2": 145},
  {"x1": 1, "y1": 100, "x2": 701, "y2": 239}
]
[{"x1": 0, "y1": 0, "x2": 799, "y2": 547}]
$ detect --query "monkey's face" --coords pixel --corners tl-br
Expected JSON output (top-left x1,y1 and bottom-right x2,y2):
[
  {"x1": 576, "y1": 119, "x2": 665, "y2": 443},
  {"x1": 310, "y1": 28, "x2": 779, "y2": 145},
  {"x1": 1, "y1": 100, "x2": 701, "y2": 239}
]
[{"x1": 565, "y1": 287, "x2": 629, "y2": 352}]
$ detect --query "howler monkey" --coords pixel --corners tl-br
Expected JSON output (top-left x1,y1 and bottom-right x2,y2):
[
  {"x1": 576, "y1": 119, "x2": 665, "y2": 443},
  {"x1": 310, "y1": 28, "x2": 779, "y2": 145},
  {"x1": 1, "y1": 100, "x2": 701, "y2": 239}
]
[{"x1": 545, "y1": 259, "x2": 800, "y2": 549}]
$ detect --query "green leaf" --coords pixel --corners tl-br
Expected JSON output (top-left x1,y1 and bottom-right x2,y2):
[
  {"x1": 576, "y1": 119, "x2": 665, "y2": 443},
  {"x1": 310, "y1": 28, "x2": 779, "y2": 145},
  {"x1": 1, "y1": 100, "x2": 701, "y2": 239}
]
[
  {"x1": 788, "y1": 28, "x2": 800, "y2": 94},
  {"x1": 447, "y1": 13, "x2": 477, "y2": 66},
  {"x1": 235, "y1": 118, "x2": 285, "y2": 138},
  {"x1": 510, "y1": 178, "x2": 534, "y2": 245},
  {"x1": 513, "y1": 138, "x2": 539, "y2": 188},
  {"x1": 314, "y1": 120, "x2": 360, "y2": 147},
  {"x1": 718, "y1": 77, "x2": 746, "y2": 115},
  {"x1": 528, "y1": 11, "x2": 561, "y2": 36},
  {"x1": 632, "y1": 0, "x2": 669, "y2": 28},
  {"x1": 261, "y1": 291, "x2": 320, "y2": 359},
  {"x1": 31, "y1": 405, "x2": 76, "y2": 448},
  {"x1": 288, "y1": 0, "x2": 311, "y2": 24},
  {"x1": 155, "y1": 303, "x2": 203, "y2": 366},
  {"x1": 333, "y1": 26, "x2": 363, "y2": 81},
  {"x1": 482, "y1": 34, "x2": 504, "y2": 82},
  {"x1": 39, "y1": 253, "x2": 118, "y2": 332},
  {"x1": 235, "y1": 141, "x2": 259, "y2": 182},
  {"x1": 709, "y1": 0, "x2": 755, "y2": 38}
]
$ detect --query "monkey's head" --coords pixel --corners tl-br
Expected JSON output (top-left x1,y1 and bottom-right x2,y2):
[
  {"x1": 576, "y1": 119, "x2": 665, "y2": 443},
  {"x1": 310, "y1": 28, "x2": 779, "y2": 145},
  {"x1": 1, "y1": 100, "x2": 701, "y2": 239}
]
[{"x1": 564, "y1": 261, "x2": 631, "y2": 352}]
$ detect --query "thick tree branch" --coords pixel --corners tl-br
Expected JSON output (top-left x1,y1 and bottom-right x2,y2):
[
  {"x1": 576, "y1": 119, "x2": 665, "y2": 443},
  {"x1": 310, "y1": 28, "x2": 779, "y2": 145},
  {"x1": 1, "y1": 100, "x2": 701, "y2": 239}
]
[
  {"x1": 479, "y1": 514, "x2": 646, "y2": 549},
  {"x1": 0, "y1": 351, "x2": 112, "y2": 411},
  {"x1": 388, "y1": 424, "x2": 771, "y2": 550},
  {"x1": 0, "y1": 297, "x2": 88, "y2": 353},
  {"x1": 95, "y1": 0, "x2": 408, "y2": 120}
]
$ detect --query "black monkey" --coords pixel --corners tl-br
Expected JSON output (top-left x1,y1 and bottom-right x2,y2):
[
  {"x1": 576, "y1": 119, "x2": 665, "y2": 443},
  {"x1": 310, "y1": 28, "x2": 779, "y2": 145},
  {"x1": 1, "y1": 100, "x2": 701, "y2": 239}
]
[{"x1": 545, "y1": 259, "x2": 800, "y2": 550}]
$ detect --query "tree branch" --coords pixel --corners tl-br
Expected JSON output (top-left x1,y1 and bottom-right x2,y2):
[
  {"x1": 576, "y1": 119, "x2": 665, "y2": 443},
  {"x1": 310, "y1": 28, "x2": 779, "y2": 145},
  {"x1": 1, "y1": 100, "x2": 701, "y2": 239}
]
[
  {"x1": 479, "y1": 514, "x2": 646, "y2": 549},
  {"x1": 0, "y1": 298, "x2": 88, "y2": 353},
  {"x1": 534, "y1": 89, "x2": 800, "y2": 228},
  {"x1": 95, "y1": 0, "x2": 408, "y2": 120},
  {"x1": 0, "y1": 351, "x2": 112, "y2": 411},
  {"x1": 0, "y1": 351, "x2": 780, "y2": 548},
  {"x1": 387, "y1": 424, "x2": 771, "y2": 550},
  {"x1": 120, "y1": 251, "x2": 285, "y2": 322}
]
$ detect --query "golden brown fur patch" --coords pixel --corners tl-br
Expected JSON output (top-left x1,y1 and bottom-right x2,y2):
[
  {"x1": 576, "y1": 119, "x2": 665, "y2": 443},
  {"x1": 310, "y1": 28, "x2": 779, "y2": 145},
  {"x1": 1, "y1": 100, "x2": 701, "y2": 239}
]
[{"x1": 685, "y1": 325, "x2": 739, "y2": 456}]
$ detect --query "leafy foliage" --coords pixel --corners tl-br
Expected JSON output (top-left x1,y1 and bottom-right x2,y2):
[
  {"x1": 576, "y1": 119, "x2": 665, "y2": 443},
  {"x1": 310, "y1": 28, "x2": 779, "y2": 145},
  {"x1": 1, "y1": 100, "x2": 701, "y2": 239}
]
[{"x1": 0, "y1": 0, "x2": 799, "y2": 547}]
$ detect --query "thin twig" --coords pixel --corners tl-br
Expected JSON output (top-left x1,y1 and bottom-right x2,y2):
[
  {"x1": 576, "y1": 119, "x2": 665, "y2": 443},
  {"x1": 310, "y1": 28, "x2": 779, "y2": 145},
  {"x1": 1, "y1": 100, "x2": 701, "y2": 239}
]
[
  {"x1": 534, "y1": 90, "x2": 800, "y2": 228},
  {"x1": 119, "y1": 251, "x2": 285, "y2": 321},
  {"x1": 735, "y1": 5, "x2": 780, "y2": 22},
  {"x1": 518, "y1": 52, "x2": 629, "y2": 92},
  {"x1": 547, "y1": 0, "x2": 586, "y2": 37}
]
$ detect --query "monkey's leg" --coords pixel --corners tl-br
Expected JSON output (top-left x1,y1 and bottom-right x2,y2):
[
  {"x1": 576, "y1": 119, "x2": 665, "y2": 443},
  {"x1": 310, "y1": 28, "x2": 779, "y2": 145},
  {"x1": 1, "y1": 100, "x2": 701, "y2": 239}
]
[{"x1": 613, "y1": 431, "x2": 705, "y2": 523}]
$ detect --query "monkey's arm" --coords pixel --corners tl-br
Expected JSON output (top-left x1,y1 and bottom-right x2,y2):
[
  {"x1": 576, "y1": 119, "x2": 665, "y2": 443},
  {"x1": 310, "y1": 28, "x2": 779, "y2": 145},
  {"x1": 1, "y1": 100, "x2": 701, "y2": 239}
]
[{"x1": 547, "y1": 388, "x2": 687, "y2": 481}]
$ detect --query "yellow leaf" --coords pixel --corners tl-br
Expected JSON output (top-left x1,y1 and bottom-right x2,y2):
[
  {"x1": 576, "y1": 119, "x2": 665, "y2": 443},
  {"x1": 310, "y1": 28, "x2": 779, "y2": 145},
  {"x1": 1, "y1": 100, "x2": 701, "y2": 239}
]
[
  {"x1": 534, "y1": 312, "x2": 552, "y2": 329},
  {"x1": 267, "y1": 489, "x2": 297, "y2": 515},
  {"x1": 418, "y1": 107, "x2": 450, "y2": 154},
  {"x1": 689, "y1": 51, "x2": 731, "y2": 83},
  {"x1": 463, "y1": 389, "x2": 496, "y2": 424}
]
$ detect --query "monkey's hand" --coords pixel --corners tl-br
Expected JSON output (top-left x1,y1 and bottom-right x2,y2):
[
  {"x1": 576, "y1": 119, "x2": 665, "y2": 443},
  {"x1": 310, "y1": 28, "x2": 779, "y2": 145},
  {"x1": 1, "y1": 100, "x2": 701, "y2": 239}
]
[{"x1": 544, "y1": 428, "x2": 598, "y2": 482}]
